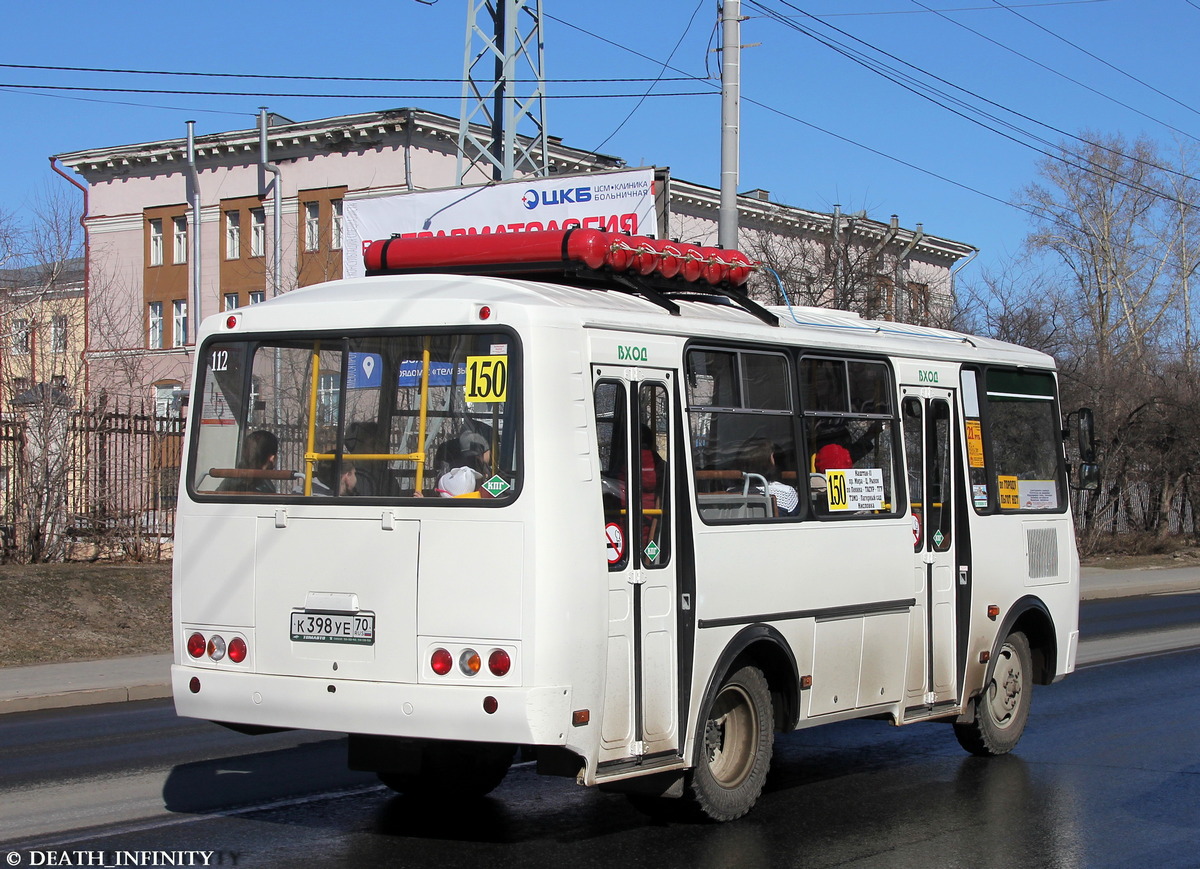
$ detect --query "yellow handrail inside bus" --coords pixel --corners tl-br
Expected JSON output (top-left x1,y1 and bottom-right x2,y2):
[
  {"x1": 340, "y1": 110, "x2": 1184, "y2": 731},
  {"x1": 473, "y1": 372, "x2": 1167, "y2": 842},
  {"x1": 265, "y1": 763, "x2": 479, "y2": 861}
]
[
  {"x1": 415, "y1": 338, "x2": 431, "y2": 491},
  {"x1": 303, "y1": 341, "x2": 321, "y2": 496}
]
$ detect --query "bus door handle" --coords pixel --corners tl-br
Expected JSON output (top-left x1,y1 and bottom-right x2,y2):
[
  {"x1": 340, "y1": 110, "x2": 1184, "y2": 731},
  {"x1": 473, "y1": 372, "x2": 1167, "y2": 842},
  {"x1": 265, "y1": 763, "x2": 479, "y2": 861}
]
[
  {"x1": 629, "y1": 570, "x2": 646, "y2": 586},
  {"x1": 959, "y1": 565, "x2": 969, "y2": 586}
]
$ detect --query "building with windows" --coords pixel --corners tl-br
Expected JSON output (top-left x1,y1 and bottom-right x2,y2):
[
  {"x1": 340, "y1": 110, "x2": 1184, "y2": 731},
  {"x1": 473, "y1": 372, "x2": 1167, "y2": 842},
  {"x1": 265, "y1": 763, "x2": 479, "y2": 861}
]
[
  {"x1": 52, "y1": 107, "x2": 974, "y2": 408},
  {"x1": 0, "y1": 258, "x2": 85, "y2": 417}
]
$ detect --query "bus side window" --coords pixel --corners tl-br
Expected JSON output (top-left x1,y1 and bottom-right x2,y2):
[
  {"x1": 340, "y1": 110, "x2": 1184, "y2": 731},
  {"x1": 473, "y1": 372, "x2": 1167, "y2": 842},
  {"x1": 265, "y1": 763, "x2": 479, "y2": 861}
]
[
  {"x1": 801, "y1": 356, "x2": 897, "y2": 517},
  {"x1": 686, "y1": 347, "x2": 799, "y2": 523}
]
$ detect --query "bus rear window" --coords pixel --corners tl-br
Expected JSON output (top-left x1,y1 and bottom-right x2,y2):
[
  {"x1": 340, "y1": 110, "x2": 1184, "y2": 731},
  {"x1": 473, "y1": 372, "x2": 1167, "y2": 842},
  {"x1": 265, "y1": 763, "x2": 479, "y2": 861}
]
[{"x1": 190, "y1": 331, "x2": 520, "y2": 502}]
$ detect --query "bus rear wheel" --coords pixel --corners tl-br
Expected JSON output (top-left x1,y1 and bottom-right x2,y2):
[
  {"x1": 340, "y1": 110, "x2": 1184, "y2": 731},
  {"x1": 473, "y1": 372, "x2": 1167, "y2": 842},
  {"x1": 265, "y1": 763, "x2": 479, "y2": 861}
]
[
  {"x1": 954, "y1": 631, "x2": 1032, "y2": 757},
  {"x1": 688, "y1": 664, "x2": 774, "y2": 822},
  {"x1": 377, "y1": 740, "x2": 515, "y2": 798}
]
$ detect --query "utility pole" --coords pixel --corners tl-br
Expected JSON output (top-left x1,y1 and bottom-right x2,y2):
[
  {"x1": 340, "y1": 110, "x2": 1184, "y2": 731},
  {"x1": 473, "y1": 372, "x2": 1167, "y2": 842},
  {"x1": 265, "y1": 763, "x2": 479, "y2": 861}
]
[
  {"x1": 719, "y1": 0, "x2": 741, "y2": 249},
  {"x1": 457, "y1": 0, "x2": 549, "y2": 183}
]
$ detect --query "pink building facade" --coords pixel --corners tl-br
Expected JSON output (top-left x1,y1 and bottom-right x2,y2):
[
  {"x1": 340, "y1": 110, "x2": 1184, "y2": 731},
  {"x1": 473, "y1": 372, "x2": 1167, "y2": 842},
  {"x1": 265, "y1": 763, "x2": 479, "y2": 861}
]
[{"x1": 53, "y1": 107, "x2": 974, "y2": 409}]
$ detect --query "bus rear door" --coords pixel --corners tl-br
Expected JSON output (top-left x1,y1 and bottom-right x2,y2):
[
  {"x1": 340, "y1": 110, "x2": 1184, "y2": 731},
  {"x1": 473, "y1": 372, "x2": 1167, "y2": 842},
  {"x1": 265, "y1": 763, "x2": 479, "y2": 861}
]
[{"x1": 592, "y1": 368, "x2": 679, "y2": 769}]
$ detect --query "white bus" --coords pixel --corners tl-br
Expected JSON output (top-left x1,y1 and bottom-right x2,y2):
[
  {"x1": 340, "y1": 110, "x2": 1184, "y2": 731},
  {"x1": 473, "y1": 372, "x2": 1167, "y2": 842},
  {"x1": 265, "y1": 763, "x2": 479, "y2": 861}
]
[{"x1": 173, "y1": 229, "x2": 1092, "y2": 821}]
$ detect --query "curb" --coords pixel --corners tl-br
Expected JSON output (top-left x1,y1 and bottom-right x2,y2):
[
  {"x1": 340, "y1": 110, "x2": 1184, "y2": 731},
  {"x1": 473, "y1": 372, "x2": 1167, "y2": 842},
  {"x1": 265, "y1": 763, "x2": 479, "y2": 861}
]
[{"x1": 0, "y1": 683, "x2": 172, "y2": 715}]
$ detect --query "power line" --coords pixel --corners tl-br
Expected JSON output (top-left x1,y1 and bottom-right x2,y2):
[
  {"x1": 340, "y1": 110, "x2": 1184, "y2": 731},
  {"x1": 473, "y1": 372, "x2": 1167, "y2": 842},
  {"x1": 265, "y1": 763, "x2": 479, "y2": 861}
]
[
  {"x1": 584, "y1": 0, "x2": 708, "y2": 157},
  {"x1": 907, "y1": 0, "x2": 1200, "y2": 144},
  {"x1": 0, "y1": 82, "x2": 712, "y2": 101},
  {"x1": 988, "y1": 0, "x2": 1200, "y2": 120},
  {"x1": 0, "y1": 61, "x2": 704, "y2": 85},
  {"x1": 817, "y1": 0, "x2": 1115, "y2": 15},
  {"x1": 748, "y1": 0, "x2": 1200, "y2": 209},
  {"x1": 0, "y1": 86, "x2": 254, "y2": 118}
]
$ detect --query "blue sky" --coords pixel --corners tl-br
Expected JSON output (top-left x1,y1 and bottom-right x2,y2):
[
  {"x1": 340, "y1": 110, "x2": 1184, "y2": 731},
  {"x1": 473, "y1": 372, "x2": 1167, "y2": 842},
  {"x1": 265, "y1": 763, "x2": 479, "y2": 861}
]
[{"x1": 2, "y1": 0, "x2": 1196, "y2": 280}]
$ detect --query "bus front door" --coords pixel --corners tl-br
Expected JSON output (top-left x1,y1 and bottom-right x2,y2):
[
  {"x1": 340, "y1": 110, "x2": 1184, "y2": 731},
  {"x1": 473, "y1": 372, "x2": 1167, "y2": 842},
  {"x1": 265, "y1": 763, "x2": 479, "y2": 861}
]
[
  {"x1": 593, "y1": 369, "x2": 680, "y2": 768},
  {"x1": 902, "y1": 387, "x2": 959, "y2": 714}
]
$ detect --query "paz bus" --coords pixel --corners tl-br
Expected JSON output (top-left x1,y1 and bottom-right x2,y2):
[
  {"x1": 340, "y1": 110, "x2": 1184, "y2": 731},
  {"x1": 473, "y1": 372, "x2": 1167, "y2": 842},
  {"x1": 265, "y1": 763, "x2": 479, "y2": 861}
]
[{"x1": 172, "y1": 228, "x2": 1092, "y2": 821}]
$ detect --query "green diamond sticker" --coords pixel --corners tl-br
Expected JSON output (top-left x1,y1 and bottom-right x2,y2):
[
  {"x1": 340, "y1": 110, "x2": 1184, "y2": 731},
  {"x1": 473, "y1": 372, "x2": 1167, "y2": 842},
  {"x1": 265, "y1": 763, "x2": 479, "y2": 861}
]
[
  {"x1": 644, "y1": 540, "x2": 661, "y2": 561},
  {"x1": 481, "y1": 475, "x2": 511, "y2": 497},
  {"x1": 933, "y1": 529, "x2": 945, "y2": 547}
]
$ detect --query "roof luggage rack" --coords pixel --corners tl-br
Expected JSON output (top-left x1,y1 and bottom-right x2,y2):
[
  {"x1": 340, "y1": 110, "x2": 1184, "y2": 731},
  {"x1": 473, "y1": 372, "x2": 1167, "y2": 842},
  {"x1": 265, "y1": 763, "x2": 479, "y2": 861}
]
[{"x1": 362, "y1": 228, "x2": 778, "y2": 326}]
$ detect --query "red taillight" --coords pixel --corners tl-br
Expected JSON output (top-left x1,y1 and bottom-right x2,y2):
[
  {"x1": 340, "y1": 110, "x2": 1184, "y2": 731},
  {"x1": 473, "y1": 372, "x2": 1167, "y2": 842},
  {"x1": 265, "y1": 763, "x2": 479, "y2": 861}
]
[
  {"x1": 488, "y1": 649, "x2": 511, "y2": 677},
  {"x1": 187, "y1": 633, "x2": 206, "y2": 659},
  {"x1": 226, "y1": 315, "x2": 237, "y2": 329},
  {"x1": 478, "y1": 305, "x2": 491, "y2": 320},
  {"x1": 228, "y1": 637, "x2": 248, "y2": 663},
  {"x1": 431, "y1": 648, "x2": 453, "y2": 676}
]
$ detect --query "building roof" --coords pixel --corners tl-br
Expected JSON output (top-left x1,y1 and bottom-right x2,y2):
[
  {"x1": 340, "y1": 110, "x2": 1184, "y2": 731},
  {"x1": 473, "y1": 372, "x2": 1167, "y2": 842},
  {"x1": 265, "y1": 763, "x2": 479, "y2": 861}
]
[
  {"x1": 54, "y1": 107, "x2": 625, "y2": 178},
  {"x1": 0, "y1": 257, "x2": 85, "y2": 293}
]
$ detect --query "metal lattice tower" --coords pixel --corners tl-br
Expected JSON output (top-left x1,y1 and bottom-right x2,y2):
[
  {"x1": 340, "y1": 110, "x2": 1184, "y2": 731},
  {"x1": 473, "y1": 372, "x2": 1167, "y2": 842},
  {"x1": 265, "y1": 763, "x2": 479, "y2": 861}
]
[{"x1": 457, "y1": 0, "x2": 549, "y2": 183}]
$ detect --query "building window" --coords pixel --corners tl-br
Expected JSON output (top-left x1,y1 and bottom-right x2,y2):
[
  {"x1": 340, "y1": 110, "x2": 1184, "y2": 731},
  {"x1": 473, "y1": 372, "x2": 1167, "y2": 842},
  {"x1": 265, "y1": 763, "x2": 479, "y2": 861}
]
[
  {"x1": 173, "y1": 216, "x2": 188, "y2": 265},
  {"x1": 51, "y1": 315, "x2": 68, "y2": 353},
  {"x1": 172, "y1": 300, "x2": 188, "y2": 348},
  {"x1": 249, "y1": 290, "x2": 265, "y2": 305},
  {"x1": 304, "y1": 202, "x2": 320, "y2": 252},
  {"x1": 148, "y1": 302, "x2": 164, "y2": 349},
  {"x1": 149, "y1": 218, "x2": 164, "y2": 266},
  {"x1": 225, "y1": 211, "x2": 241, "y2": 259},
  {"x1": 224, "y1": 293, "x2": 239, "y2": 312},
  {"x1": 11, "y1": 319, "x2": 30, "y2": 355},
  {"x1": 51, "y1": 374, "x2": 68, "y2": 390},
  {"x1": 332, "y1": 200, "x2": 343, "y2": 250},
  {"x1": 250, "y1": 208, "x2": 265, "y2": 257},
  {"x1": 155, "y1": 383, "x2": 183, "y2": 418},
  {"x1": 11, "y1": 377, "x2": 30, "y2": 397},
  {"x1": 907, "y1": 282, "x2": 930, "y2": 323}
]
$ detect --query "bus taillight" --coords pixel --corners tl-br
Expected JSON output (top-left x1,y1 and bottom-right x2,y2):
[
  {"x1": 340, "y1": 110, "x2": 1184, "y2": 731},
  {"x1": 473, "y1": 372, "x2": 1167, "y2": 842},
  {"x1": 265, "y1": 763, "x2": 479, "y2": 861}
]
[
  {"x1": 488, "y1": 649, "x2": 511, "y2": 677},
  {"x1": 228, "y1": 636, "x2": 248, "y2": 663},
  {"x1": 187, "y1": 632, "x2": 206, "y2": 659},
  {"x1": 431, "y1": 648, "x2": 453, "y2": 676},
  {"x1": 459, "y1": 649, "x2": 482, "y2": 676},
  {"x1": 207, "y1": 635, "x2": 227, "y2": 662}
]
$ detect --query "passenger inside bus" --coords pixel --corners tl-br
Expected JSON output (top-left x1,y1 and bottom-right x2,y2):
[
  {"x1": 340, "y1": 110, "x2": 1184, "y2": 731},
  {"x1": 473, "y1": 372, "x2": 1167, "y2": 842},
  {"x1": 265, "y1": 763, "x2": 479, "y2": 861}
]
[
  {"x1": 217, "y1": 429, "x2": 279, "y2": 494},
  {"x1": 738, "y1": 437, "x2": 799, "y2": 516},
  {"x1": 341, "y1": 421, "x2": 387, "y2": 496}
]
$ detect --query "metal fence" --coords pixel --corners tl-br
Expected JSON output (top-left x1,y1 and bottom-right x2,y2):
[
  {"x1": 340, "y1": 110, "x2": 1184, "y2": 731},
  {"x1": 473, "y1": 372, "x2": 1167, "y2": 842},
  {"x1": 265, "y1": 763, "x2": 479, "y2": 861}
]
[{"x1": 0, "y1": 403, "x2": 183, "y2": 562}]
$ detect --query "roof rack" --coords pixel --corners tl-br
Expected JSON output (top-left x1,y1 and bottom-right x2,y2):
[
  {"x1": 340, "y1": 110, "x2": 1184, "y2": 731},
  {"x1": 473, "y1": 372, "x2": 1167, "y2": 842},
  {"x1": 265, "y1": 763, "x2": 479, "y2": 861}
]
[{"x1": 362, "y1": 228, "x2": 778, "y2": 327}]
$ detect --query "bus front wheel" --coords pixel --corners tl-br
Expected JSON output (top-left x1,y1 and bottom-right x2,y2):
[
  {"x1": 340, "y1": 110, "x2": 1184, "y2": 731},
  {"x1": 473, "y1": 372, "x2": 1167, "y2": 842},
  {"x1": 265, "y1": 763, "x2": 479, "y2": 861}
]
[
  {"x1": 954, "y1": 631, "x2": 1033, "y2": 756},
  {"x1": 688, "y1": 664, "x2": 774, "y2": 822}
]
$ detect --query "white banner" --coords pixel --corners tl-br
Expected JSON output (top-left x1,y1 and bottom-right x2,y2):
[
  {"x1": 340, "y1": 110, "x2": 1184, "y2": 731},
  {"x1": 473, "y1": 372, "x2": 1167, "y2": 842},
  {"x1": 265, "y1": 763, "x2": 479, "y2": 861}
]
[{"x1": 343, "y1": 168, "x2": 657, "y2": 278}]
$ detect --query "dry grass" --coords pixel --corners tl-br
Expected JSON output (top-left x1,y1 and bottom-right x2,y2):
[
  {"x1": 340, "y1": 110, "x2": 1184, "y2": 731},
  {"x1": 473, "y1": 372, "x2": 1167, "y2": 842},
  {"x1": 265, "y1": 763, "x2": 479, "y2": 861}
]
[
  {"x1": 0, "y1": 540, "x2": 1196, "y2": 668},
  {"x1": 0, "y1": 562, "x2": 171, "y2": 667}
]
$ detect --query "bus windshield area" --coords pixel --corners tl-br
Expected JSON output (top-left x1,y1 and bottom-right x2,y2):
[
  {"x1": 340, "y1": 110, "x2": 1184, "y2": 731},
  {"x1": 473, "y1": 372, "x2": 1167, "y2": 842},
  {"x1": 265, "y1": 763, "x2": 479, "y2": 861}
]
[{"x1": 189, "y1": 331, "x2": 519, "y2": 502}]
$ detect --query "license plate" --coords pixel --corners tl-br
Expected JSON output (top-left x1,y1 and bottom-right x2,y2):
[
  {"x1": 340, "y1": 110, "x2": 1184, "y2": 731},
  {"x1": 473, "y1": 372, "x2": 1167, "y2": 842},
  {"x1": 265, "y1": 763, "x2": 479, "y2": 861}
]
[{"x1": 290, "y1": 611, "x2": 375, "y2": 645}]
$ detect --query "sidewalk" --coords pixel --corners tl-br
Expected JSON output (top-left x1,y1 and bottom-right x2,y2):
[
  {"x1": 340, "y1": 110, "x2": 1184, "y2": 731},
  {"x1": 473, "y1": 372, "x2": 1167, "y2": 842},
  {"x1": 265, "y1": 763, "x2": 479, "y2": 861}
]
[{"x1": 2, "y1": 567, "x2": 1198, "y2": 716}]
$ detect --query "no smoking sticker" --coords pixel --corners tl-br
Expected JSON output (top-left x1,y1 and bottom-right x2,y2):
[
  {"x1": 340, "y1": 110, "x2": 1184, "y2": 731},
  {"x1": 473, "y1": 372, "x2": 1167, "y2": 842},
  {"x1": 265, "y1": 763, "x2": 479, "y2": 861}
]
[{"x1": 605, "y1": 523, "x2": 625, "y2": 565}]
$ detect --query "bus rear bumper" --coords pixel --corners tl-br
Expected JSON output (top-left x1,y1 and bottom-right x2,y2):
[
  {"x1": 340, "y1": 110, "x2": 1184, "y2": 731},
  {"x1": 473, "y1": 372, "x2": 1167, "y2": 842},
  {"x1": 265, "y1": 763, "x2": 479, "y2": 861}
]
[{"x1": 172, "y1": 665, "x2": 573, "y2": 746}]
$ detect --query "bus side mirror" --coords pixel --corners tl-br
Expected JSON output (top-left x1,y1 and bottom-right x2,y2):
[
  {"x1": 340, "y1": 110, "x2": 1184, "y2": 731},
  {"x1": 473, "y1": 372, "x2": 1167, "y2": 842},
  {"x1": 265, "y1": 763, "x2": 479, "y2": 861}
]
[
  {"x1": 1077, "y1": 461, "x2": 1100, "y2": 492},
  {"x1": 1077, "y1": 407, "x2": 1096, "y2": 464}
]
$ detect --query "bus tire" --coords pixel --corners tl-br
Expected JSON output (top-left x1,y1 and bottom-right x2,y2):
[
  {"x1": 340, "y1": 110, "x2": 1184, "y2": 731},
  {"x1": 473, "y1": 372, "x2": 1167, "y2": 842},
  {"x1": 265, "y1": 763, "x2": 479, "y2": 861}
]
[
  {"x1": 954, "y1": 631, "x2": 1032, "y2": 757},
  {"x1": 688, "y1": 664, "x2": 774, "y2": 822},
  {"x1": 377, "y1": 741, "x2": 515, "y2": 798}
]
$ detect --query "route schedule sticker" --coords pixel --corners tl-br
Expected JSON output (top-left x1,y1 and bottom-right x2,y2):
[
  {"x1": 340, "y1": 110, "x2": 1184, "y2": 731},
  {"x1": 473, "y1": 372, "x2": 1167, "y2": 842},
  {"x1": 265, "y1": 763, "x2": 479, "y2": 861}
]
[
  {"x1": 826, "y1": 468, "x2": 887, "y2": 511},
  {"x1": 965, "y1": 419, "x2": 985, "y2": 468}
]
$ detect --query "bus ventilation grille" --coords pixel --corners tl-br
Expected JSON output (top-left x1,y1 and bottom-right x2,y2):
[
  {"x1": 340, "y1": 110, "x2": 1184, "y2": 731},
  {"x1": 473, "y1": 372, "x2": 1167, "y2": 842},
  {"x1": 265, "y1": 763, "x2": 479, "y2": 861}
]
[{"x1": 1026, "y1": 527, "x2": 1059, "y2": 580}]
